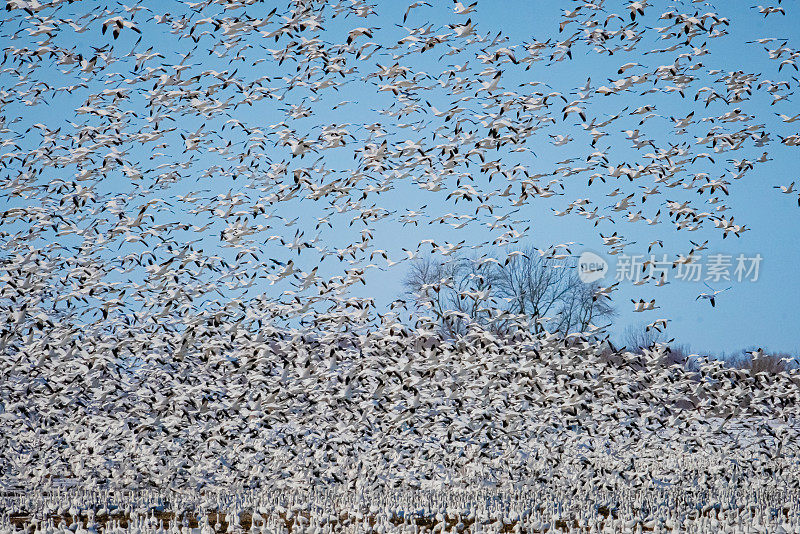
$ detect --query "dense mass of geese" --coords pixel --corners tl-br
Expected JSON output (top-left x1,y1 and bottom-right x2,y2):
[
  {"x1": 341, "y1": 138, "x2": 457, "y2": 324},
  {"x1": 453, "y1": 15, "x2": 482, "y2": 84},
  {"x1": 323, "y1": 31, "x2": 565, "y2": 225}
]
[
  {"x1": 3, "y1": 329, "x2": 800, "y2": 531},
  {"x1": 1, "y1": 0, "x2": 800, "y2": 530},
  {"x1": 5, "y1": 484, "x2": 800, "y2": 533}
]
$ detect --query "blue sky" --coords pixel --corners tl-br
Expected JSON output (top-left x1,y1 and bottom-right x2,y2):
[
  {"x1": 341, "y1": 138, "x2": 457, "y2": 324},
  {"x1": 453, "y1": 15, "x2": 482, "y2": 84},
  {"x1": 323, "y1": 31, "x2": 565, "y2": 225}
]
[{"x1": 1, "y1": 0, "x2": 799, "y2": 356}]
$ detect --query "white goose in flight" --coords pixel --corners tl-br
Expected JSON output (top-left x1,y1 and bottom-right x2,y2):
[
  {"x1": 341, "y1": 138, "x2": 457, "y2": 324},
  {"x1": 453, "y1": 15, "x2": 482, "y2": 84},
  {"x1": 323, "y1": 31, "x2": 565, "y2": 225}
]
[{"x1": 696, "y1": 282, "x2": 731, "y2": 307}]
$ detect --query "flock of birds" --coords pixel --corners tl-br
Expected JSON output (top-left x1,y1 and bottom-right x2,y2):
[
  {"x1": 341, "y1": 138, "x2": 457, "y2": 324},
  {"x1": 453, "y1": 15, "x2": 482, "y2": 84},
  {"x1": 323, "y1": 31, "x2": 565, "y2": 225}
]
[
  {"x1": 5, "y1": 484, "x2": 800, "y2": 534},
  {"x1": 1, "y1": 0, "x2": 800, "y2": 530},
  {"x1": 2, "y1": 331, "x2": 800, "y2": 531}
]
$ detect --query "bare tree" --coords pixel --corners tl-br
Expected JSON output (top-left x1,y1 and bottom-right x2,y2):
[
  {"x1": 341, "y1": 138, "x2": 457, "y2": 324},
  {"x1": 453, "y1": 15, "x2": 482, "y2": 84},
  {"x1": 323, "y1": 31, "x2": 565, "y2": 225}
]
[
  {"x1": 404, "y1": 255, "x2": 499, "y2": 338},
  {"x1": 622, "y1": 323, "x2": 666, "y2": 354},
  {"x1": 668, "y1": 343, "x2": 695, "y2": 368},
  {"x1": 621, "y1": 323, "x2": 696, "y2": 368},
  {"x1": 730, "y1": 348, "x2": 793, "y2": 375},
  {"x1": 552, "y1": 274, "x2": 614, "y2": 335},
  {"x1": 489, "y1": 247, "x2": 614, "y2": 335},
  {"x1": 404, "y1": 248, "x2": 615, "y2": 338}
]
